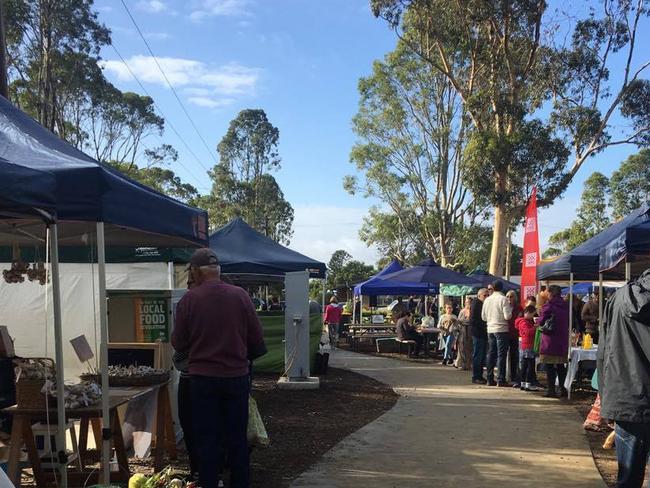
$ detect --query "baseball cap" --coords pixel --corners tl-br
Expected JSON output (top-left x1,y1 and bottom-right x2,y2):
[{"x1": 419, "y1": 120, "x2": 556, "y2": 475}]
[{"x1": 187, "y1": 248, "x2": 219, "y2": 269}]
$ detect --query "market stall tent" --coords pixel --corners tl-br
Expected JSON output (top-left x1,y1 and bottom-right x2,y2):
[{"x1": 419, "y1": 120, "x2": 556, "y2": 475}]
[
  {"x1": 380, "y1": 259, "x2": 480, "y2": 289},
  {"x1": 0, "y1": 95, "x2": 208, "y2": 485},
  {"x1": 353, "y1": 260, "x2": 434, "y2": 296},
  {"x1": 536, "y1": 203, "x2": 650, "y2": 282},
  {"x1": 209, "y1": 217, "x2": 326, "y2": 278}
]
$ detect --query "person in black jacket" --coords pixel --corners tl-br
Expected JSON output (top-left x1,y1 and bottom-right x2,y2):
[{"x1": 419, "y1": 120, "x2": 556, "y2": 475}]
[
  {"x1": 470, "y1": 288, "x2": 489, "y2": 384},
  {"x1": 597, "y1": 269, "x2": 650, "y2": 488}
]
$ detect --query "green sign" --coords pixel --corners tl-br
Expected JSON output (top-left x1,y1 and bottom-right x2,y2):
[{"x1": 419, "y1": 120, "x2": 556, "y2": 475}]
[{"x1": 134, "y1": 297, "x2": 169, "y2": 342}]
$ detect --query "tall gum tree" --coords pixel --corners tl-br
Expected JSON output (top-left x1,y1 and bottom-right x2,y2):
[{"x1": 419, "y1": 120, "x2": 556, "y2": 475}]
[
  {"x1": 372, "y1": 0, "x2": 650, "y2": 275},
  {"x1": 346, "y1": 44, "x2": 485, "y2": 268}
]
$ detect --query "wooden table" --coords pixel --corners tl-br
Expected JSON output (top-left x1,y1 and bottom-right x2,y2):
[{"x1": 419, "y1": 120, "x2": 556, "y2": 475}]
[
  {"x1": 348, "y1": 325, "x2": 396, "y2": 350},
  {"x1": 4, "y1": 382, "x2": 176, "y2": 487}
]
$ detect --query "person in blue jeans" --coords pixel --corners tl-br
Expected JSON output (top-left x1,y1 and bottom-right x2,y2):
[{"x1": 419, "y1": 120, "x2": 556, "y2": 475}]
[
  {"x1": 482, "y1": 280, "x2": 513, "y2": 387},
  {"x1": 470, "y1": 288, "x2": 488, "y2": 384}
]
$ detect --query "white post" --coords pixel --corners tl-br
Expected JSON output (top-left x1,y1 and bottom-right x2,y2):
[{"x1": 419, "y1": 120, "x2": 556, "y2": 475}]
[
  {"x1": 97, "y1": 223, "x2": 111, "y2": 485},
  {"x1": 322, "y1": 273, "x2": 326, "y2": 315},
  {"x1": 352, "y1": 291, "x2": 356, "y2": 324},
  {"x1": 49, "y1": 224, "x2": 68, "y2": 487},
  {"x1": 625, "y1": 260, "x2": 631, "y2": 282},
  {"x1": 167, "y1": 261, "x2": 174, "y2": 289}
]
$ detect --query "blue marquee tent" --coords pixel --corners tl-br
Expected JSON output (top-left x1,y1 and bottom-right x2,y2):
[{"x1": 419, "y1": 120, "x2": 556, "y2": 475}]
[
  {"x1": 353, "y1": 260, "x2": 434, "y2": 296},
  {"x1": 537, "y1": 203, "x2": 650, "y2": 281},
  {"x1": 209, "y1": 218, "x2": 326, "y2": 278},
  {"x1": 0, "y1": 95, "x2": 208, "y2": 246},
  {"x1": 440, "y1": 267, "x2": 519, "y2": 296},
  {"x1": 380, "y1": 258, "x2": 480, "y2": 290}
]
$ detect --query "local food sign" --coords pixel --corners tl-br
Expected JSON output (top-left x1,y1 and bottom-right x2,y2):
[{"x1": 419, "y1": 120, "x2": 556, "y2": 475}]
[{"x1": 134, "y1": 297, "x2": 169, "y2": 342}]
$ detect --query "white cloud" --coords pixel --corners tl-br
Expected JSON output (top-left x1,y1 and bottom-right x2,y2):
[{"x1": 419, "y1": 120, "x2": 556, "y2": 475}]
[
  {"x1": 290, "y1": 205, "x2": 379, "y2": 265},
  {"x1": 187, "y1": 96, "x2": 234, "y2": 108},
  {"x1": 102, "y1": 55, "x2": 260, "y2": 100},
  {"x1": 144, "y1": 32, "x2": 172, "y2": 41},
  {"x1": 137, "y1": 0, "x2": 167, "y2": 13},
  {"x1": 189, "y1": 0, "x2": 252, "y2": 21}
]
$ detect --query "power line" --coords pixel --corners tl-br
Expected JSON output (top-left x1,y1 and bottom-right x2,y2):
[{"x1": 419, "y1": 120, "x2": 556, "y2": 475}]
[
  {"x1": 119, "y1": 0, "x2": 219, "y2": 168},
  {"x1": 109, "y1": 43, "x2": 212, "y2": 191}
]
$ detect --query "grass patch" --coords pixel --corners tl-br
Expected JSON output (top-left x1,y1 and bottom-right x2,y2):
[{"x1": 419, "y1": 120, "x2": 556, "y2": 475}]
[{"x1": 253, "y1": 314, "x2": 322, "y2": 374}]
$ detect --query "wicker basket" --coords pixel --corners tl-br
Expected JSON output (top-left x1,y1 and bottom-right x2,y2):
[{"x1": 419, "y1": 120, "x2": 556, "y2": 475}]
[
  {"x1": 14, "y1": 358, "x2": 55, "y2": 409},
  {"x1": 81, "y1": 371, "x2": 170, "y2": 387}
]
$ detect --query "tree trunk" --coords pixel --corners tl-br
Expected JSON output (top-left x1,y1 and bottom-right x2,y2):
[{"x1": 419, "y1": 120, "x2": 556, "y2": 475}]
[
  {"x1": 489, "y1": 203, "x2": 508, "y2": 276},
  {"x1": 505, "y1": 226, "x2": 512, "y2": 281}
]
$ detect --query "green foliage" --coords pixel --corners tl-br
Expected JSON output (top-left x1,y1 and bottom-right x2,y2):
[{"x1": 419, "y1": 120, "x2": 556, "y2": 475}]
[
  {"x1": 326, "y1": 250, "x2": 375, "y2": 290},
  {"x1": 371, "y1": 0, "x2": 650, "y2": 274},
  {"x1": 308, "y1": 279, "x2": 324, "y2": 301},
  {"x1": 107, "y1": 146, "x2": 199, "y2": 204},
  {"x1": 609, "y1": 149, "x2": 650, "y2": 219},
  {"x1": 203, "y1": 109, "x2": 293, "y2": 243},
  {"x1": 546, "y1": 172, "x2": 611, "y2": 256},
  {"x1": 349, "y1": 43, "x2": 485, "y2": 268},
  {"x1": 217, "y1": 109, "x2": 281, "y2": 182}
]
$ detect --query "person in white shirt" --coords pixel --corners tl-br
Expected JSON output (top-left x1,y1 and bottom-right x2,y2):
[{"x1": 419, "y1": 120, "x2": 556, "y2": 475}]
[{"x1": 481, "y1": 280, "x2": 513, "y2": 386}]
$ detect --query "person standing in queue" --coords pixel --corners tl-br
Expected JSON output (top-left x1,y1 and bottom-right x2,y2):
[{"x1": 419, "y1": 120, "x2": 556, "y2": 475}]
[
  {"x1": 172, "y1": 248, "x2": 267, "y2": 488},
  {"x1": 470, "y1": 288, "x2": 489, "y2": 384},
  {"x1": 482, "y1": 280, "x2": 513, "y2": 387}
]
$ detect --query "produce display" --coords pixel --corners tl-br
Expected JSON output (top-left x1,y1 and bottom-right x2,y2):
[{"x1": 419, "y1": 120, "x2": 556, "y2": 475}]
[
  {"x1": 129, "y1": 467, "x2": 195, "y2": 488},
  {"x1": 2, "y1": 244, "x2": 47, "y2": 285},
  {"x1": 108, "y1": 365, "x2": 167, "y2": 377},
  {"x1": 14, "y1": 358, "x2": 102, "y2": 408}
]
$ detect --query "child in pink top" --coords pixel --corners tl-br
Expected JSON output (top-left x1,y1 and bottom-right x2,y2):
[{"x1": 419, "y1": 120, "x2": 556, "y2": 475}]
[{"x1": 515, "y1": 305, "x2": 541, "y2": 391}]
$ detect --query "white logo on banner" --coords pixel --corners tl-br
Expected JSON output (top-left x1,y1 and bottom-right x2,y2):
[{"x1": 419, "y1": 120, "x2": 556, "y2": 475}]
[
  {"x1": 525, "y1": 252, "x2": 537, "y2": 267},
  {"x1": 523, "y1": 285, "x2": 537, "y2": 299},
  {"x1": 525, "y1": 217, "x2": 537, "y2": 233}
]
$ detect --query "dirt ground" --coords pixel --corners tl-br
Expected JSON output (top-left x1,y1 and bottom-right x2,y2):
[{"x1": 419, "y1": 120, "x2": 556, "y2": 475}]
[{"x1": 17, "y1": 367, "x2": 397, "y2": 488}]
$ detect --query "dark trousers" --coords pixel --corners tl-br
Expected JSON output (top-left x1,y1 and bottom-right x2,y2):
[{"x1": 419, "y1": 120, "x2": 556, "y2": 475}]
[
  {"x1": 508, "y1": 338, "x2": 520, "y2": 383},
  {"x1": 486, "y1": 332, "x2": 509, "y2": 383},
  {"x1": 178, "y1": 375, "x2": 199, "y2": 477},
  {"x1": 520, "y1": 358, "x2": 536, "y2": 384},
  {"x1": 615, "y1": 421, "x2": 650, "y2": 488},
  {"x1": 472, "y1": 335, "x2": 487, "y2": 381},
  {"x1": 545, "y1": 363, "x2": 567, "y2": 393},
  {"x1": 405, "y1": 329, "x2": 423, "y2": 355},
  {"x1": 191, "y1": 374, "x2": 251, "y2": 488}
]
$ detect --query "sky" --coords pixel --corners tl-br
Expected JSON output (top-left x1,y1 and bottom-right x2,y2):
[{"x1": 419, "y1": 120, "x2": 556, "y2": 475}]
[{"x1": 95, "y1": 0, "x2": 649, "y2": 268}]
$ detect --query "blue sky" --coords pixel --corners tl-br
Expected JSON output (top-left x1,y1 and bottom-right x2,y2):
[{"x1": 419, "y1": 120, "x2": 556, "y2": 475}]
[{"x1": 96, "y1": 0, "x2": 649, "y2": 267}]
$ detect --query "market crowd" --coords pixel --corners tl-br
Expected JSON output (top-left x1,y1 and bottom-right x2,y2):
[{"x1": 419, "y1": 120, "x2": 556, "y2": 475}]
[{"x1": 390, "y1": 276, "x2": 650, "y2": 488}]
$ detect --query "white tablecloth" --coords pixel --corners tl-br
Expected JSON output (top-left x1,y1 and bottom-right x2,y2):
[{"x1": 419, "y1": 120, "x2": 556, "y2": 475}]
[{"x1": 564, "y1": 346, "x2": 598, "y2": 391}]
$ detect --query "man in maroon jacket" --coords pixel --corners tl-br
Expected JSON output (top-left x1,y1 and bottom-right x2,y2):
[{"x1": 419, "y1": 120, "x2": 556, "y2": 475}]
[{"x1": 172, "y1": 248, "x2": 266, "y2": 488}]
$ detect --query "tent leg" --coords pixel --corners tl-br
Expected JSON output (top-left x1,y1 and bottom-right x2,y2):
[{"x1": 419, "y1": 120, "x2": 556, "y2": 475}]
[
  {"x1": 322, "y1": 273, "x2": 326, "y2": 314},
  {"x1": 50, "y1": 224, "x2": 68, "y2": 488},
  {"x1": 167, "y1": 262, "x2": 174, "y2": 289},
  {"x1": 97, "y1": 223, "x2": 111, "y2": 485},
  {"x1": 625, "y1": 260, "x2": 631, "y2": 282}
]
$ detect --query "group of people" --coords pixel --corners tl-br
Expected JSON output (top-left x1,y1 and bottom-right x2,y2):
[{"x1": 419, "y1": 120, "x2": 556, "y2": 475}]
[{"x1": 469, "y1": 280, "x2": 570, "y2": 397}]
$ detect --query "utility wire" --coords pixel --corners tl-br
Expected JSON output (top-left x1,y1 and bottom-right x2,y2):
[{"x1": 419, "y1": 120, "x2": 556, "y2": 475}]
[
  {"x1": 110, "y1": 43, "x2": 213, "y2": 188},
  {"x1": 119, "y1": 0, "x2": 218, "y2": 168}
]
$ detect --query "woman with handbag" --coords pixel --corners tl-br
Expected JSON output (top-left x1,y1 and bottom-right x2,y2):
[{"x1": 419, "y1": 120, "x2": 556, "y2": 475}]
[{"x1": 536, "y1": 285, "x2": 570, "y2": 398}]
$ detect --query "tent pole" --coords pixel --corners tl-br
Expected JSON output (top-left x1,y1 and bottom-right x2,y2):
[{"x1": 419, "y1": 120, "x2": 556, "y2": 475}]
[
  {"x1": 167, "y1": 261, "x2": 174, "y2": 289},
  {"x1": 49, "y1": 224, "x2": 68, "y2": 487},
  {"x1": 97, "y1": 223, "x2": 111, "y2": 485},
  {"x1": 598, "y1": 273, "x2": 604, "y2": 331},
  {"x1": 322, "y1": 272, "x2": 326, "y2": 314},
  {"x1": 625, "y1": 260, "x2": 631, "y2": 282}
]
